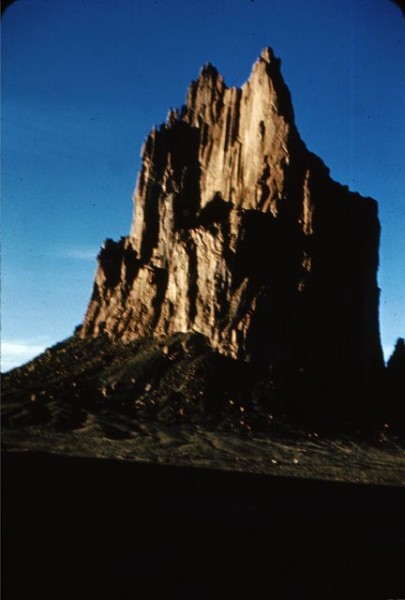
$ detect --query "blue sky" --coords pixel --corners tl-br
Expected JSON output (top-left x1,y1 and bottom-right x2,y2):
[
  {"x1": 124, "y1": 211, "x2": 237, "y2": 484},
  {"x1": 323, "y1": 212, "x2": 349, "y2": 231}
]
[{"x1": 2, "y1": 0, "x2": 404, "y2": 371}]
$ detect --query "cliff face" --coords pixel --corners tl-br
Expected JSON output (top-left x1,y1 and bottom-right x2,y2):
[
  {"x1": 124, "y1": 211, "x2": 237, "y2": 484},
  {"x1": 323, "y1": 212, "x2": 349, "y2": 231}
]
[{"x1": 81, "y1": 48, "x2": 383, "y2": 415}]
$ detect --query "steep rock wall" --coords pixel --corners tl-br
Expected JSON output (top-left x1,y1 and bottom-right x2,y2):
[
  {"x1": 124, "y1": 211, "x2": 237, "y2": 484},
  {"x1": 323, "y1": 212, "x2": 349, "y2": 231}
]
[{"x1": 81, "y1": 48, "x2": 383, "y2": 410}]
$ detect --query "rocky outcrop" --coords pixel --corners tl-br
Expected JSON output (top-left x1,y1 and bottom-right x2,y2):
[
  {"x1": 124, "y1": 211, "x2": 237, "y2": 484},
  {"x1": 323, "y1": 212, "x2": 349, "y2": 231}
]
[
  {"x1": 81, "y1": 48, "x2": 384, "y2": 419},
  {"x1": 384, "y1": 338, "x2": 405, "y2": 432}
]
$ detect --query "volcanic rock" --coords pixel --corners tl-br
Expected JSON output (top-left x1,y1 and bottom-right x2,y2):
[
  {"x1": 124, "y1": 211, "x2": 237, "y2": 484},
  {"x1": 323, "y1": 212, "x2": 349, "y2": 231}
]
[
  {"x1": 384, "y1": 338, "x2": 405, "y2": 432},
  {"x1": 79, "y1": 48, "x2": 384, "y2": 421}
]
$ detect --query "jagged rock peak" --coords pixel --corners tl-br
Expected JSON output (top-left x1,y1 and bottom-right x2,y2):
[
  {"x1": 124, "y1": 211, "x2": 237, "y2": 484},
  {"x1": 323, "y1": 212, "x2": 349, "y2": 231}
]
[
  {"x1": 260, "y1": 46, "x2": 276, "y2": 62},
  {"x1": 80, "y1": 48, "x2": 383, "y2": 410},
  {"x1": 199, "y1": 62, "x2": 222, "y2": 79}
]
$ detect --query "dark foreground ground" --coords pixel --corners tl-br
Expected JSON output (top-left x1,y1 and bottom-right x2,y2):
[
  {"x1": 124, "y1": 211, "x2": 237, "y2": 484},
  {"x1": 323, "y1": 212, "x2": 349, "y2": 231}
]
[{"x1": 2, "y1": 451, "x2": 404, "y2": 599}]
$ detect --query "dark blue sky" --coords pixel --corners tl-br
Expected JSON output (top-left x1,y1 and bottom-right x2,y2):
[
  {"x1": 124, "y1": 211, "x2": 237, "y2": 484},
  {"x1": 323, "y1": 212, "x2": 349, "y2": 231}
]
[{"x1": 2, "y1": 0, "x2": 404, "y2": 370}]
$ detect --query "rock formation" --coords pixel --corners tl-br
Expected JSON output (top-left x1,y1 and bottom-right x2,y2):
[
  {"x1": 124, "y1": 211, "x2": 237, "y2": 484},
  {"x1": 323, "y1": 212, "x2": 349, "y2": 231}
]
[
  {"x1": 385, "y1": 338, "x2": 405, "y2": 432},
  {"x1": 79, "y1": 48, "x2": 383, "y2": 421}
]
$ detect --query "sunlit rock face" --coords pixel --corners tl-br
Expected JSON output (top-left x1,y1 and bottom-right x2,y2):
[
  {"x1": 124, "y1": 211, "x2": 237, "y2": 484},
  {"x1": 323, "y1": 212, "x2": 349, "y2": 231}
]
[{"x1": 81, "y1": 48, "x2": 383, "y2": 410}]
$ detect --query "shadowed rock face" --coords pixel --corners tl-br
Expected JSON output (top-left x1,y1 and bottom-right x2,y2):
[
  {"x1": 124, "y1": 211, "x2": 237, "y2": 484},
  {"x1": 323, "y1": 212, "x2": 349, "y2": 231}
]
[
  {"x1": 80, "y1": 48, "x2": 383, "y2": 418},
  {"x1": 385, "y1": 338, "x2": 405, "y2": 433}
]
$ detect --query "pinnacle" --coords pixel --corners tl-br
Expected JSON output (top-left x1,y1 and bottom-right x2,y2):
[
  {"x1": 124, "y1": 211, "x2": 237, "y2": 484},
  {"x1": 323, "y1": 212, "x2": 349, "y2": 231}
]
[
  {"x1": 199, "y1": 62, "x2": 220, "y2": 79},
  {"x1": 260, "y1": 47, "x2": 276, "y2": 63}
]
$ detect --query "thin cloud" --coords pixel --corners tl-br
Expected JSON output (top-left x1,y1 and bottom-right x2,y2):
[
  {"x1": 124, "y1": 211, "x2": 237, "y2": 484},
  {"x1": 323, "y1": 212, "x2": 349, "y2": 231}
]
[
  {"x1": 58, "y1": 246, "x2": 98, "y2": 261},
  {"x1": 1, "y1": 339, "x2": 46, "y2": 372}
]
